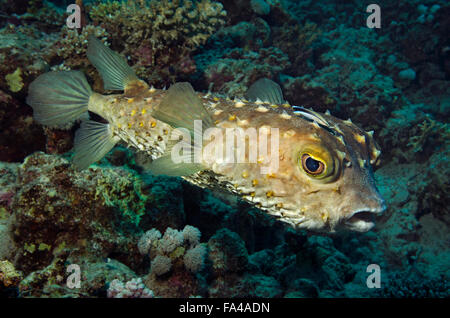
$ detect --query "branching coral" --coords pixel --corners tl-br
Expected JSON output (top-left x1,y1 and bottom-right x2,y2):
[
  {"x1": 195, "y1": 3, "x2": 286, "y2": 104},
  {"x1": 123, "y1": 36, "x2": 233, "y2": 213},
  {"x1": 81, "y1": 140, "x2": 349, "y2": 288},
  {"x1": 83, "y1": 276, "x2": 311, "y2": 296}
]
[
  {"x1": 52, "y1": 25, "x2": 109, "y2": 72},
  {"x1": 407, "y1": 117, "x2": 450, "y2": 153},
  {"x1": 88, "y1": 0, "x2": 226, "y2": 85}
]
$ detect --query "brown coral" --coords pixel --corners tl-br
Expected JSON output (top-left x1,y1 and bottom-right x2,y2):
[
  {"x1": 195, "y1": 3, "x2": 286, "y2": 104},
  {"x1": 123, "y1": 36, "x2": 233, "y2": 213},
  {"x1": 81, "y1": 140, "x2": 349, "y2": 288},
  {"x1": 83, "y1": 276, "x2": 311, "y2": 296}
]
[{"x1": 88, "y1": 0, "x2": 227, "y2": 86}]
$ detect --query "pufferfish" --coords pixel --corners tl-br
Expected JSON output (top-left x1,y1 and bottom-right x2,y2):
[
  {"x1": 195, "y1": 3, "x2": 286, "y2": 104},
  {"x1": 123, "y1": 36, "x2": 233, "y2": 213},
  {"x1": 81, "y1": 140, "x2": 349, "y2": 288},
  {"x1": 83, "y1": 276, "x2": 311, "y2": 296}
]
[{"x1": 27, "y1": 36, "x2": 386, "y2": 233}]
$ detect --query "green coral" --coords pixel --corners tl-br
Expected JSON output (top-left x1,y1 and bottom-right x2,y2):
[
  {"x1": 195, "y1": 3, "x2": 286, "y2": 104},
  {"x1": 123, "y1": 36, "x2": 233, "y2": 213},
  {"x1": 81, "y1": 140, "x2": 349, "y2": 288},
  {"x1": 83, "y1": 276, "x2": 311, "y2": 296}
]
[
  {"x1": 94, "y1": 167, "x2": 149, "y2": 225},
  {"x1": 5, "y1": 68, "x2": 24, "y2": 93}
]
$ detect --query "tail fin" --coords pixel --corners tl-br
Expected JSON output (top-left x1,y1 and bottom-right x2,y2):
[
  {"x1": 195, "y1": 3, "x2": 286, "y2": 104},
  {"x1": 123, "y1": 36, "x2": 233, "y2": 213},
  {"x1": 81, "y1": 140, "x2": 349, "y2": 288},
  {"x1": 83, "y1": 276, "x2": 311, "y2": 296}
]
[{"x1": 26, "y1": 71, "x2": 92, "y2": 128}]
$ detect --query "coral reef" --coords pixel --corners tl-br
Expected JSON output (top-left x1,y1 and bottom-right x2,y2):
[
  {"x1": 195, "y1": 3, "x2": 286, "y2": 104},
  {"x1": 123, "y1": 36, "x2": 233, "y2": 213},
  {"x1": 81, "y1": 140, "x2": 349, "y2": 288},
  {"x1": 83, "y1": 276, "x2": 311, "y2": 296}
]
[
  {"x1": 88, "y1": 0, "x2": 226, "y2": 86},
  {"x1": 138, "y1": 225, "x2": 207, "y2": 297},
  {"x1": 107, "y1": 277, "x2": 154, "y2": 298},
  {"x1": 0, "y1": 0, "x2": 448, "y2": 299}
]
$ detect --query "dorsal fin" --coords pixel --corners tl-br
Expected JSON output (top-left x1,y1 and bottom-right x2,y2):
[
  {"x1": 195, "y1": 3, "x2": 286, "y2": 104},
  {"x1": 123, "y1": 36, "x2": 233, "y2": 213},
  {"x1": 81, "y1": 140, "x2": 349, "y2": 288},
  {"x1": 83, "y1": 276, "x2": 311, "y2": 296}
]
[
  {"x1": 87, "y1": 36, "x2": 140, "y2": 92},
  {"x1": 244, "y1": 78, "x2": 285, "y2": 105}
]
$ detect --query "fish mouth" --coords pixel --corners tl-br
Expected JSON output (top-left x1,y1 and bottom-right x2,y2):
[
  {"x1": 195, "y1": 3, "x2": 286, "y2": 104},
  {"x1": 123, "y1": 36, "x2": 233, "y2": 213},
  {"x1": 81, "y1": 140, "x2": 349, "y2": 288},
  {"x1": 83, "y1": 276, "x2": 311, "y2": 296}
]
[{"x1": 344, "y1": 208, "x2": 384, "y2": 232}]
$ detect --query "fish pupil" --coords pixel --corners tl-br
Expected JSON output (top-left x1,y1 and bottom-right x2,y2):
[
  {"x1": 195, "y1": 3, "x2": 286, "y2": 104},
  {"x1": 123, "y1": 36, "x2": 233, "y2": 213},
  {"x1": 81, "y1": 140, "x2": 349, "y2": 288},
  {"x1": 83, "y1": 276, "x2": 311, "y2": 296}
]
[{"x1": 306, "y1": 157, "x2": 320, "y2": 172}]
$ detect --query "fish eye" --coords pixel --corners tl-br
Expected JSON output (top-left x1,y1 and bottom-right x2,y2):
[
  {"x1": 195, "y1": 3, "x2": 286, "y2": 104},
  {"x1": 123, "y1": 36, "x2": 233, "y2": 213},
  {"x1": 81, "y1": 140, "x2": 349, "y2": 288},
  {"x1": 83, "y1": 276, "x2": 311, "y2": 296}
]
[{"x1": 301, "y1": 153, "x2": 325, "y2": 176}]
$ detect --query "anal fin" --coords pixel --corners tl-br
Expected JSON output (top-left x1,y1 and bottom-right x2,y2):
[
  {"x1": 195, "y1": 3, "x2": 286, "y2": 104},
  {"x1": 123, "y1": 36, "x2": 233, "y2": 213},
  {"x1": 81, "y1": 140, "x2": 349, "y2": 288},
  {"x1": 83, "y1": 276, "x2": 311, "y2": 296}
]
[{"x1": 73, "y1": 120, "x2": 119, "y2": 170}]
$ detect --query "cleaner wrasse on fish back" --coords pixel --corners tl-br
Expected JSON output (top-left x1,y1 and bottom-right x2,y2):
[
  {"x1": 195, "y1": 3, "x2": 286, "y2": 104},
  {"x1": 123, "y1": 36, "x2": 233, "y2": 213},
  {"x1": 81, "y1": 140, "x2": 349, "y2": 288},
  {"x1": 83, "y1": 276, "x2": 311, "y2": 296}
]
[{"x1": 27, "y1": 36, "x2": 386, "y2": 233}]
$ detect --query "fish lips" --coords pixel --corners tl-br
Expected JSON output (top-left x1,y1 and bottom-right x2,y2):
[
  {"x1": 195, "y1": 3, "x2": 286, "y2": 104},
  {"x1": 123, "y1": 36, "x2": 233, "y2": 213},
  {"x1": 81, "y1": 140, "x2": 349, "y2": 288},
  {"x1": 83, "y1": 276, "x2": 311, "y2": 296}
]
[{"x1": 343, "y1": 204, "x2": 386, "y2": 232}]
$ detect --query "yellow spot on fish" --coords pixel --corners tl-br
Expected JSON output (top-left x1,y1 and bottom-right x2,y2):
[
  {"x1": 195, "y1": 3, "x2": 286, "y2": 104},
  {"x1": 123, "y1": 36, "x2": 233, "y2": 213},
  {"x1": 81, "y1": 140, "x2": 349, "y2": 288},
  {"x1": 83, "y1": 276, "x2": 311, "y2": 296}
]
[
  {"x1": 237, "y1": 119, "x2": 249, "y2": 126},
  {"x1": 321, "y1": 212, "x2": 329, "y2": 222},
  {"x1": 256, "y1": 106, "x2": 269, "y2": 113},
  {"x1": 279, "y1": 112, "x2": 291, "y2": 120},
  {"x1": 355, "y1": 133, "x2": 366, "y2": 144},
  {"x1": 283, "y1": 130, "x2": 296, "y2": 138},
  {"x1": 141, "y1": 109, "x2": 147, "y2": 114},
  {"x1": 130, "y1": 109, "x2": 136, "y2": 116},
  {"x1": 266, "y1": 190, "x2": 274, "y2": 198},
  {"x1": 151, "y1": 122, "x2": 157, "y2": 128},
  {"x1": 228, "y1": 114, "x2": 236, "y2": 121},
  {"x1": 252, "y1": 179, "x2": 258, "y2": 186},
  {"x1": 358, "y1": 158, "x2": 366, "y2": 168},
  {"x1": 163, "y1": 129, "x2": 169, "y2": 135},
  {"x1": 139, "y1": 122, "x2": 144, "y2": 127},
  {"x1": 250, "y1": 192, "x2": 256, "y2": 197},
  {"x1": 128, "y1": 123, "x2": 132, "y2": 128},
  {"x1": 372, "y1": 148, "x2": 381, "y2": 158},
  {"x1": 267, "y1": 173, "x2": 276, "y2": 178},
  {"x1": 257, "y1": 156, "x2": 265, "y2": 164},
  {"x1": 336, "y1": 150, "x2": 346, "y2": 161},
  {"x1": 234, "y1": 100, "x2": 245, "y2": 108},
  {"x1": 214, "y1": 110, "x2": 223, "y2": 116},
  {"x1": 276, "y1": 203, "x2": 283, "y2": 209},
  {"x1": 282, "y1": 103, "x2": 290, "y2": 108},
  {"x1": 213, "y1": 97, "x2": 219, "y2": 101},
  {"x1": 270, "y1": 104, "x2": 278, "y2": 108},
  {"x1": 117, "y1": 123, "x2": 122, "y2": 129},
  {"x1": 242, "y1": 171, "x2": 249, "y2": 178},
  {"x1": 128, "y1": 98, "x2": 135, "y2": 104}
]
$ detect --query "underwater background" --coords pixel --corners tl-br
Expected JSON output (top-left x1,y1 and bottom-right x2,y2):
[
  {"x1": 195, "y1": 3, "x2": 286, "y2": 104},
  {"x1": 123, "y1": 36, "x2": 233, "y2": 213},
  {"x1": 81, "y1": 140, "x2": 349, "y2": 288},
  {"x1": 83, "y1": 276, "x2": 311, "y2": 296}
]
[{"x1": 0, "y1": 0, "x2": 448, "y2": 298}]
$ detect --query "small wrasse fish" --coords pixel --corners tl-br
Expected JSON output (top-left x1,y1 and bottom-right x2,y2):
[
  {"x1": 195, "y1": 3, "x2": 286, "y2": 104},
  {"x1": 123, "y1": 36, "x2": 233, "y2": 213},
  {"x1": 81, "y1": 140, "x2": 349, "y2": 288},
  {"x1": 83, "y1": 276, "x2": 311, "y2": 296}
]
[{"x1": 27, "y1": 36, "x2": 386, "y2": 233}]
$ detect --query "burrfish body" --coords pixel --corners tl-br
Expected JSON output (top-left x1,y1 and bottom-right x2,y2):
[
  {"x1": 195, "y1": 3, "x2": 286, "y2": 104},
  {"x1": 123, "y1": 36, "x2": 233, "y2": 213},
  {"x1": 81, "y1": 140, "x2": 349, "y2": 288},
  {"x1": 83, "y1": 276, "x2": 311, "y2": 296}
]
[{"x1": 27, "y1": 36, "x2": 386, "y2": 233}]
